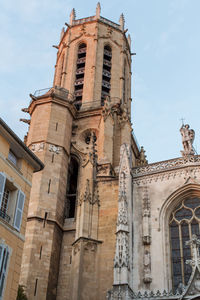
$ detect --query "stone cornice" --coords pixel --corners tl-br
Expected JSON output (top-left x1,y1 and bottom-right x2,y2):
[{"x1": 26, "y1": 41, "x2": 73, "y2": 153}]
[
  {"x1": 132, "y1": 155, "x2": 200, "y2": 178},
  {"x1": 28, "y1": 95, "x2": 76, "y2": 118}
]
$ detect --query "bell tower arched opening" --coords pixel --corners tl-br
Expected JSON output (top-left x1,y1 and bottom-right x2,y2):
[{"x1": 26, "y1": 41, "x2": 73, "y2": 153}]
[
  {"x1": 101, "y1": 45, "x2": 112, "y2": 105},
  {"x1": 74, "y1": 43, "x2": 87, "y2": 110}
]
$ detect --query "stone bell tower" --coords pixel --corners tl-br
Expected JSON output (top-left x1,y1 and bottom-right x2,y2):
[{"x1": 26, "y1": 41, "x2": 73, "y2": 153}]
[{"x1": 20, "y1": 3, "x2": 142, "y2": 300}]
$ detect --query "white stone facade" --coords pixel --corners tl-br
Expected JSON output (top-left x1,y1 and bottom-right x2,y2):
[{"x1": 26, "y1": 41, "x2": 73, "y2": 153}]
[{"x1": 109, "y1": 154, "x2": 200, "y2": 300}]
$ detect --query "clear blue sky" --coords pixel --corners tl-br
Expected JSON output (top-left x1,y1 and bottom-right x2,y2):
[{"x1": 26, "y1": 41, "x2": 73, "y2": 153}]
[{"x1": 1, "y1": 0, "x2": 200, "y2": 163}]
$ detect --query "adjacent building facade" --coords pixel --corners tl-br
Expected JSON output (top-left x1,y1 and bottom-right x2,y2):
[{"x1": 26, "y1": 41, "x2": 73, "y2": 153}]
[
  {"x1": 0, "y1": 118, "x2": 43, "y2": 300},
  {"x1": 19, "y1": 4, "x2": 200, "y2": 300}
]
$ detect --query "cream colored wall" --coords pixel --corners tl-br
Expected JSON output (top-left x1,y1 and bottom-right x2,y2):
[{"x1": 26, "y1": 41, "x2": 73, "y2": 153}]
[{"x1": 0, "y1": 133, "x2": 34, "y2": 300}]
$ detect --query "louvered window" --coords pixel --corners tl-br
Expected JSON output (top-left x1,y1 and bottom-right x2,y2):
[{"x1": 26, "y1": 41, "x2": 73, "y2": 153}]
[
  {"x1": 169, "y1": 198, "x2": 200, "y2": 291},
  {"x1": 0, "y1": 244, "x2": 10, "y2": 300},
  {"x1": 74, "y1": 43, "x2": 87, "y2": 110},
  {"x1": 101, "y1": 45, "x2": 112, "y2": 105}
]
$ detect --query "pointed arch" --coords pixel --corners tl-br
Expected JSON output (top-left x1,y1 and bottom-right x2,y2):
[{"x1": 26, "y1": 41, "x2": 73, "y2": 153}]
[
  {"x1": 101, "y1": 44, "x2": 112, "y2": 105},
  {"x1": 74, "y1": 42, "x2": 87, "y2": 110},
  {"x1": 159, "y1": 183, "x2": 200, "y2": 292}
]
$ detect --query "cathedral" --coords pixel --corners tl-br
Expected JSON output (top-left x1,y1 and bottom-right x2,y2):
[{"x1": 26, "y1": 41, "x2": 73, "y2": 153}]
[{"x1": 19, "y1": 3, "x2": 200, "y2": 300}]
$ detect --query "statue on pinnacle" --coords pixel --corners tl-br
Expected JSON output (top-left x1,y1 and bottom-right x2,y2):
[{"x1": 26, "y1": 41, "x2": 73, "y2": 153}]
[{"x1": 180, "y1": 123, "x2": 195, "y2": 156}]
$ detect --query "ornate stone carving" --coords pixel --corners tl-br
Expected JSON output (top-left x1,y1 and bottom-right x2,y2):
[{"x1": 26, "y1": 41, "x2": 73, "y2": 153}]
[
  {"x1": 129, "y1": 289, "x2": 180, "y2": 299},
  {"x1": 114, "y1": 231, "x2": 129, "y2": 269},
  {"x1": 132, "y1": 155, "x2": 200, "y2": 177},
  {"x1": 82, "y1": 132, "x2": 98, "y2": 168},
  {"x1": 186, "y1": 235, "x2": 200, "y2": 268},
  {"x1": 97, "y1": 163, "x2": 115, "y2": 177},
  {"x1": 114, "y1": 144, "x2": 132, "y2": 286},
  {"x1": 175, "y1": 235, "x2": 200, "y2": 299},
  {"x1": 80, "y1": 24, "x2": 86, "y2": 35},
  {"x1": 83, "y1": 241, "x2": 97, "y2": 252},
  {"x1": 142, "y1": 187, "x2": 151, "y2": 245},
  {"x1": 78, "y1": 179, "x2": 91, "y2": 206},
  {"x1": 31, "y1": 142, "x2": 45, "y2": 152},
  {"x1": 180, "y1": 124, "x2": 195, "y2": 156},
  {"x1": 73, "y1": 243, "x2": 80, "y2": 255},
  {"x1": 107, "y1": 284, "x2": 134, "y2": 300},
  {"x1": 117, "y1": 194, "x2": 128, "y2": 226},
  {"x1": 119, "y1": 143, "x2": 131, "y2": 176},
  {"x1": 93, "y1": 185, "x2": 100, "y2": 206},
  {"x1": 78, "y1": 180, "x2": 100, "y2": 206},
  {"x1": 49, "y1": 144, "x2": 60, "y2": 154},
  {"x1": 138, "y1": 146, "x2": 148, "y2": 166},
  {"x1": 133, "y1": 168, "x2": 200, "y2": 186},
  {"x1": 143, "y1": 250, "x2": 152, "y2": 284},
  {"x1": 102, "y1": 96, "x2": 113, "y2": 121}
]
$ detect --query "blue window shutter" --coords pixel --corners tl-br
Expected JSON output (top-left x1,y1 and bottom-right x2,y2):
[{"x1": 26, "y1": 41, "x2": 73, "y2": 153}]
[
  {"x1": 14, "y1": 190, "x2": 25, "y2": 231},
  {"x1": 0, "y1": 246, "x2": 3, "y2": 275},
  {"x1": 0, "y1": 246, "x2": 9, "y2": 298},
  {"x1": 0, "y1": 173, "x2": 6, "y2": 208}
]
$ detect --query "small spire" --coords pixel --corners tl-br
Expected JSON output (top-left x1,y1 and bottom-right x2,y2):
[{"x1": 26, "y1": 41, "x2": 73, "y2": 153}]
[
  {"x1": 60, "y1": 27, "x2": 65, "y2": 41},
  {"x1": 127, "y1": 34, "x2": 131, "y2": 48},
  {"x1": 96, "y1": 2, "x2": 101, "y2": 19},
  {"x1": 70, "y1": 8, "x2": 76, "y2": 25},
  {"x1": 119, "y1": 13, "x2": 125, "y2": 31}
]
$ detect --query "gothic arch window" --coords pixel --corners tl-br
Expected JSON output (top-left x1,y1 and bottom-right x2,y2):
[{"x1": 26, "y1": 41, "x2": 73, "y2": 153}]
[
  {"x1": 169, "y1": 197, "x2": 200, "y2": 291},
  {"x1": 74, "y1": 43, "x2": 87, "y2": 110},
  {"x1": 65, "y1": 156, "x2": 79, "y2": 219},
  {"x1": 101, "y1": 44, "x2": 112, "y2": 105}
]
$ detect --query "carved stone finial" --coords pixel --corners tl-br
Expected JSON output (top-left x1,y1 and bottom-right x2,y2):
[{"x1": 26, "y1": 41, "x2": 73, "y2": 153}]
[
  {"x1": 70, "y1": 8, "x2": 76, "y2": 25},
  {"x1": 180, "y1": 124, "x2": 195, "y2": 156},
  {"x1": 60, "y1": 27, "x2": 65, "y2": 41},
  {"x1": 119, "y1": 13, "x2": 125, "y2": 31},
  {"x1": 96, "y1": 2, "x2": 101, "y2": 18}
]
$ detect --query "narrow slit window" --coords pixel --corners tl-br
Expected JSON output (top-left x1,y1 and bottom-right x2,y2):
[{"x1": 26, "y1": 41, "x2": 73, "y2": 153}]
[
  {"x1": 34, "y1": 278, "x2": 38, "y2": 296},
  {"x1": 47, "y1": 179, "x2": 51, "y2": 194},
  {"x1": 39, "y1": 246, "x2": 42, "y2": 259}
]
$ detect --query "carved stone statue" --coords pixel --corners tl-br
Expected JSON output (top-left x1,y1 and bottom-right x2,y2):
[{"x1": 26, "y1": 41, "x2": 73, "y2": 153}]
[
  {"x1": 139, "y1": 146, "x2": 148, "y2": 166},
  {"x1": 180, "y1": 124, "x2": 195, "y2": 156}
]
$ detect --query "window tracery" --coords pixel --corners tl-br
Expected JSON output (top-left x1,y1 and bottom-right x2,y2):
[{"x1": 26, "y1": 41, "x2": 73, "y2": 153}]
[{"x1": 169, "y1": 197, "x2": 200, "y2": 291}]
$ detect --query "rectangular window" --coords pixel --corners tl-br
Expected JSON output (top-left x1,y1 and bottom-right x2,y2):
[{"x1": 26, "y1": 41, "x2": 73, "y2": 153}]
[
  {"x1": 0, "y1": 244, "x2": 10, "y2": 300},
  {"x1": 0, "y1": 189, "x2": 10, "y2": 223},
  {"x1": 8, "y1": 151, "x2": 17, "y2": 166},
  {"x1": 0, "y1": 172, "x2": 25, "y2": 231}
]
